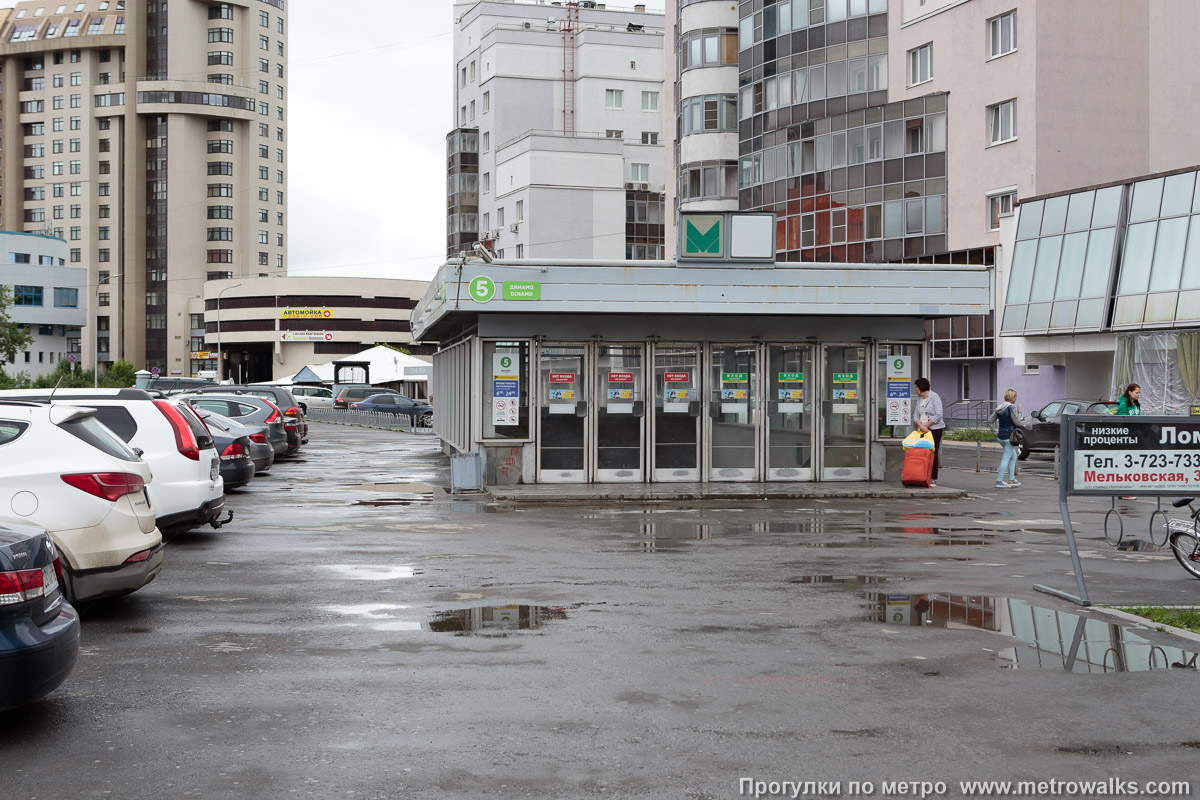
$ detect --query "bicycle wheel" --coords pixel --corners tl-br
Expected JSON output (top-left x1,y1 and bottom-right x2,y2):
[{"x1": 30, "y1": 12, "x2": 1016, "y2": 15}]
[
  {"x1": 1149, "y1": 509, "x2": 1170, "y2": 547},
  {"x1": 1104, "y1": 508, "x2": 1124, "y2": 547},
  {"x1": 1168, "y1": 527, "x2": 1200, "y2": 580}
]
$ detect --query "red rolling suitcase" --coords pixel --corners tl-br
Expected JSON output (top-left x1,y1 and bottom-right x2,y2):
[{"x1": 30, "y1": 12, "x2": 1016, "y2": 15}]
[{"x1": 902, "y1": 447, "x2": 935, "y2": 488}]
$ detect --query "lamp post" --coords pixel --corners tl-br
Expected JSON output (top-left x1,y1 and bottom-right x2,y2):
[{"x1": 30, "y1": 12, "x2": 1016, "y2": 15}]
[
  {"x1": 94, "y1": 272, "x2": 123, "y2": 388},
  {"x1": 215, "y1": 283, "x2": 242, "y2": 384}
]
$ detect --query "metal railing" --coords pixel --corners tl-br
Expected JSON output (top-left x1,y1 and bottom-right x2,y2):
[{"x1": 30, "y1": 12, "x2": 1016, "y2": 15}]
[
  {"x1": 944, "y1": 399, "x2": 999, "y2": 431},
  {"x1": 306, "y1": 407, "x2": 436, "y2": 434}
]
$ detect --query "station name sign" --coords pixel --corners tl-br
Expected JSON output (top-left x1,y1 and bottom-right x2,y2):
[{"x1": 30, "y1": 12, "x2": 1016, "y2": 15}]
[{"x1": 1067, "y1": 416, "x2": 1200, "y2": 495}]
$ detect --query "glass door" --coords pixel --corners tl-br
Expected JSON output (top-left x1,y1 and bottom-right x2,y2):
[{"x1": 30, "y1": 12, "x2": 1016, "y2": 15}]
[
  {"x1": 821, "y1": 344, "x2": 868, "y2": 480},
  {"x1": 767, "y1": 345, "x2": 814, "y2": 480},
  {"x1": 537, "y1": 344, "x2": 589, "y2": 483},
  {"x1": 652, "y1": 344, "x2": 701, "y2": 482},
  {"x1": 708, "y1": 344, "x2": 759, "y2": 481},
  {"x1": 595, "y1": 344, "x2": 645, "y2": 482}
]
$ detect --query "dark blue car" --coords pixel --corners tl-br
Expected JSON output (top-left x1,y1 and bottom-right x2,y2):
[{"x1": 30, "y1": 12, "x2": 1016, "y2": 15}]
[
  {"x1": 350, "y1": 394, "x2": 433, "y2": 426},
  {"x1": 0, "y1": 520, "x2": 80, "y2": 710}
]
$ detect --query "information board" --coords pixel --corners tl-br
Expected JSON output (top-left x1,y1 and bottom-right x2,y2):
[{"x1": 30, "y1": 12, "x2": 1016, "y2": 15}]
[{"x1": 1067, "y1": 416, "x2": 1200, "y2": 495}]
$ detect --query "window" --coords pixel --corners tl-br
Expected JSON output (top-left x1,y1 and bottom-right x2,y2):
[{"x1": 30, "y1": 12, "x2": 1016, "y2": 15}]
[
  {"x1": 259, "y1": 57, "x2": 270, "y2": 73},
  {"x1": 641, "y1": 131, "x2": 659, "y2": 145},
  {"x1": 989, "y1": 11, "x2": 1017, "y2": 58},
  {"x1": 208, "y1": 227, "x2": 234, "y2": 241},
  {"x1": 207, "y1": 162, "x2": 233, "y2": 176},
  {"x1": 987, "y1": 190, "x2": 1016, "y2": 231},
  {"x1": 69, "y1": 116, "x2": 80, "y2": 130},
  {"x1": 209, "y1": 3, "x2": 233, "y2": 19},
  {"x1": 482, "y1": 132, "x2": 490, "y2": 152},
  {"x1": 482, "y1": 173, "x2": 490, "y2": 194},
  {"x1": 642, "y1": 91, "x2": 658, "y2": 111},
  {"x1": 259, "y1": 208, "x2": 269, "y2": 222},
  {"x1": 277, "y1": 212, "x2": 284, "y2": 226},
  {"x1": 631, "y1": 163, "x2": 649, "y2": 182},
  {"x1": 209, "y1": 205, "x2": 233, "y2": 220},
  {"x1": 259, "y1": 9, "x2": 269, "y2": 26},
  {"x1": 469, "y1": 100, "x2": 475, "y2": 120},
  {"x1": 516, "y1": 200, "x2": 524, "y2": 222},
  {"x1": 98, "y1": 226, "x2": 110, "y2": 240},
  {"x1": 69, "y1": 94, "x2": 81, "y2": 108},
  {"x1": 259, "y1": 122, "x2": 270, "y2": 137},
  {"x1": 69, "y1": 71, "x2": 80, "y2": 86},
  {"x1": 14, "y1": 286, "x2": 43, "y2": 306},
  {"x1": 208, "y1": 28, "x2": 234, "y2": 43},
  {"x1": 98, "y1": 249, "x2": 110, "y2": 262},
  {"x1": 259, "y1": 166, "x2": 270, "y2": 180},
  {"x1": 70, "y1": 204, "x2": 80, "y2": 218},
  {"x1": 259, "y1": 188, "x2": 269, "y2": 201},
  {"x1": 207, "y1": 249, "x2": 233, "y2": 263},
  {"x1": 259, "y1": 79, "x2": 269, "y2": 94},
  {"x1": 482, "y1": 91, "x2": 490, "y2": 113},
  {"x1": 258, "y1": 252, "x2": 269, "y2": 266},
  {"x1": 69, "y1": 248, "x2": 80, "y2": 263},
  {"x1": 497, "y1": 207, "x2": 505, "y2": 227},
  {"x1": 208, "y1": 184, "x2": 234, "y2": 197},
  {"x1": 259, "y1": 34, "x2": 270, "y2": 51},
  {"x1": 208, "y1": 51, "x2": 234, "y2": 66},
  {"x1": 606, "y1": 129, "x2": 623, "y2": 139},
  {"x1": 909, "y1": 44, "x2": 932, "y2": 85},
  {"x1": 70, "y1": 226, "x2": 81, "y2": 240},
  {"x1": 605, "y1": 89, "x2": 623, "y2": 109},
  {"x1": 988, "y1": 99, "x2": 1017, "y2": 144},
  {"x1": 209, "y1": 139, "x2": 234, "y2": 154},
  {"x1": 98, "y1": 183, "x2": 110, "y2": 196},
  {"x1": 98, "y1": 205, "x2": 110, "y2": 218}
]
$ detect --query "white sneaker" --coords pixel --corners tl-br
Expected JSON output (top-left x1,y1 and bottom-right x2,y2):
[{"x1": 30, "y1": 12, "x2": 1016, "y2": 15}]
[
  {"x1": 929, "y1": 482, "x2": 937, "y2": 487},
  {"x1": 1008, "y1": 480, "x2": 1021, "y2": 487}
]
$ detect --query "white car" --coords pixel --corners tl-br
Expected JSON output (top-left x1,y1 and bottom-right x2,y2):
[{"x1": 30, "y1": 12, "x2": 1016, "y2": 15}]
[
  {"x1": 0, "y1": 389, "x2": 228, "y2": 532},
  {"x1": 0, "y1": 400, "x2": 163, "y2": 603},
  {"x1": 289, "y1": 385, "x2": 334, "y2": 413}
]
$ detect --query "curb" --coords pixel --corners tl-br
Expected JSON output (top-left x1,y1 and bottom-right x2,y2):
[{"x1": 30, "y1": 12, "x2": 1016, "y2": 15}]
[
  {"x1": 1092, "y1": 605, "x2": 1200, "y2": 647},
  {"x1": 488, "y1": 486, "x2": 968, "y2": 504}
]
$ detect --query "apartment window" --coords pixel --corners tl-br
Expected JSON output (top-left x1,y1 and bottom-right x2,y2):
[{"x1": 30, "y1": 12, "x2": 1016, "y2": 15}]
[
  {"x1": 483, "y1": 91, "x2": 490, "y2": 113},
  {"x1": 98, "y1": 72, "x2": 110, "y2": 84},
  {"x1": 259, "y1": 57, "x2": 270, "y2": 73},
  {"x1": 52, "y1": 162, "x2": 64, "y2": 176},
  {"x1": 209, "y1": 205, "x2": 233, "y2": 220},
  {"x1": 277, "y1": 170, "x2": 284, "y2": 184},
  {"x1": 208, "y1": 227, "x2": 234, "y2": 241},
  {"x1": 642, "y1": 91, "x2": 658, "y2": 111},
  {"x1": 259, "y1": 208, "x2": 269, "y2": 222},
  {"x1": 481, "y1": 212, "x2": 490, "y2": 233},
  {"x1": 516, "y1": 200, "x2": 525, "y2": 222},
  {"x1": 69, "y1": 248, "x2": 80, "y2": 263},
  {"x1": 631, "y1": 163, "x2": 649, "y2": 182},
  {"x1": 208, "y1": 184, "x2": 234, "y2": 197},
  {"x1": 69, "y1": 71, "x2": 80, "y2": 86},
  {"x1": 207, "y1": 271, "x2": 233, "y2": 281},
  {"x1": 605, "y1": 89, "x2": 623, "y2": 109},
  {"x1": 69, "y1": 94, "x2": 80, "y2": 108},
  {"x1": 259, "y1": 9, "x2": 269, "y2": 26},
  {"x1": 69, "y1": 117, "x2": 80, "y2": 130},
  {"x1": 208, "y1": 51, "x2": 234, "y2": 66},
  {"x1": 259, "y1": 79, "x2": 269, "y2": 94},
  {"x1": 989, "y1": 11, "x2": 1017, "y2": 58},
  {"x1": 909, "y1": 44, "x2": 932, "y2": 85},
  {"x1": 277, "y1": 41, "x2": 284, "y2": 57},
  {"x1": 278, "y1": 17, "x2": 284, "y2": 34},
  {"x1": 277, "y1": 127, "x2": 284, "y2": 142},
  {"x1": 641, "y1": 132, "x2": 659, "y2": 145},
  {"x1": 207, "y1": 249, "x2": 233, "y2": 263},
  {"x1": 276, "y1": 233, "x2": 284, "y2": 246},
  {"x1": 469, "y1": 100, "x2": 475, "y2": 120},
  {"x1": 259, "y1": 188, "x2": 269, "y2": 201},
  {"x1": 259, "y1": 166, "x2": 270, "y2": 180},
  {"x1": 97, "y1": 249, "x2": 109, "y2": 263},
  {"x1": 70, "y1": 204, "x2": 80, "y2": 217},
  {"x1": 515, "y1": 244, "x2": 524, "y2": 258},
  {"x1": 259, "y1": 34, "x2": 270, "y2": 50},
  {"x1": 209, "y1": 139, "x2": 234, "y2": 154},
  {"x1": 482, "y1": 132, "x2": 490, "y2": 152},
  {"x1": 98, "y1": 205, "x2": 110, "y2": 218},
  {"x1": 14, "y1": 286, "x2": 43, "y2": 306},
  {"x1": 53, "y1": 74, "x2": 63, "y2": 88},
  {"x1": 98, "y1": 226, "x2": 110, "y2": 240},
  {"x1": 987, "y1": 190, "x2": 1016, "y2": 231},
  {"x1": 209, "y1": 3, "x2": 233, "y2": 19},
  {"x1": 208, "y1": 162, "x2": 234, "y2": 176},
  {"x1": 988, "y1": 99, "x2": 1017, "y2": 144},
  {"x1": 69, "y1": 226, "x2": 81, "y2": 240},
  {"x1": 277, "y1": 191, "x2": 284, "y2": 205},
  {"x1": 258, "y1": 144, "x2": 269, "y2": 158},
  {"x1": 52, "y1": 96, "x2": 64, "y2": 110},
  {"x1": 497, "y1": 207, "x2": 505, "y2": 227},
  {"x1": 98, "y1": 183, "x2": 110, "y2": 196},
  {"x1": 52, "y1": 118, "x2": 64, "y2": 132},
  {"x1": 258, "y1": 252, "x2": 269, "y2": 266},
  {"x1": 98, "y1": 292, "x2": 109, "y2": 307},
  {"x1": 258, "y1": 230, "x2": 269, "y2": 244},
  {"x1": 99, "y1": 138, "x2": 111, "y2": 152},
  {"x1": 53, "y1": 184, "x2": 64, "y2": 197},
  {"x1": 209, "y1": 28, "x2": 234, "y2": 44},
  {"x1": 482, "y1": 173, "x2": 490, "y2": 193},
  {"x1": 259, "y1": 122, "x2": 269, "y2": 137},
  {"x1": 606, "y1": 129, "x2": 623, "y2": 139}
]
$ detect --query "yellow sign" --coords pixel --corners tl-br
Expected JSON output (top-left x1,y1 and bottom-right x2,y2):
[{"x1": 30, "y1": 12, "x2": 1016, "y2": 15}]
[
  {"x1": 190, "y1": 351, "x2": 212, "y2": 360},
  {"x1": 280, "y1": 308, "x2": 333, "y2": 320}
]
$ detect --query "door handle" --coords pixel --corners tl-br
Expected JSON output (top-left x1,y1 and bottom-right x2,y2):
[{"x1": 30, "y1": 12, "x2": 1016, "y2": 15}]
[
  {"x1": 768, "y1": 400, "x2": 779, "y2": 414},
  {"x1": 575, "y1": 401, "x2": 588, "y2": 417},
  {"x1": 632, "y1": 400, "x2": 645, "y2": 417},
  {"x1": 688, "y1": 400, "x2": 701, "y2": 417},
  {"x1": 709, "y1": 400, "x2": 721, "y2": 418}
]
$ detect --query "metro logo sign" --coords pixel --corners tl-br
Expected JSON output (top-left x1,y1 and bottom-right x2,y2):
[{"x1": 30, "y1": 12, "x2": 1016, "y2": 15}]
[{"x1": 681, "y1": 214, "x2": 724, "y2": 259}]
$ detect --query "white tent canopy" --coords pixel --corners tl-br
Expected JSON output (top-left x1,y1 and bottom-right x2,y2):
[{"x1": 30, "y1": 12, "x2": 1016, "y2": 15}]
[{"x1": 270, "y1": 346, "x2": 430, "y2": 386}]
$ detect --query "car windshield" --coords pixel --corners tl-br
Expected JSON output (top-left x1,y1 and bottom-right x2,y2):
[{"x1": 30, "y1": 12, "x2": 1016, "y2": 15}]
[{"x1": 59, "y1": 414, "x2": 140, "y2": 462}]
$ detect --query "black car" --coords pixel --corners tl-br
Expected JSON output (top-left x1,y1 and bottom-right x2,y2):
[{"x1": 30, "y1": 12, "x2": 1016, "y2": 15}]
[
  {"x1": 0, "y1": 519, "x2": 80, "y2": 711},
  {"x1": 178, "y1": 404, "x2": 255, "y2": 489},
  {"x1": 1013, "y1": 398, "x2": 1118, "y2": 459},
  {"x1": 351, "y1": 394, "x2": 433, "y2": 426},
  {"x1": 191, "y1": 385, "x2": 308, "y2": 448}
]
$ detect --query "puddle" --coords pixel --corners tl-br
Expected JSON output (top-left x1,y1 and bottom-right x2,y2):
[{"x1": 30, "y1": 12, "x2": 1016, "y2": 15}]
[
  {"x1": 791, "y1": 575, "x2": 900, "y2": 585},
  {"x1": 355, "y1": 499, "x2": 424, "y2": 507},
  {"x1": 353, "y1": 482, "x2": 435, "y2": 494},
  {"x1": 325, "y1": 564, "x2": 422, "y2": 581},
  {"x1": 1113, "y1": 539, "x2": 1167, "y2": 553},
  {"x1": 428, "y1": 605, "x2": 567, "y2": 635},
  {"x1": 861, "y1": 592, "x2": 1200, "y2": 672}
]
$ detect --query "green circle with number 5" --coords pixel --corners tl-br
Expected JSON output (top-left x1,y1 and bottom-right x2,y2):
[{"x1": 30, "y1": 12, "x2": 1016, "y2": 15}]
[
  {"x1": 893, "y1": 358, "x2": 904, "y2": 370},
  {"x1": 469, "y1": 276, "x2": 496, "y2": 303}
]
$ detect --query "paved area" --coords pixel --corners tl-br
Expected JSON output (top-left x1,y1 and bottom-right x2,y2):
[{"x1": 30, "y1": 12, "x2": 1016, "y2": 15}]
[
  {"x1": 490, "y1": 481, "x2": 967, "y2": 502},
  {"x1": 5, "y1": 424, "x2": 1199, "y2": 799}
]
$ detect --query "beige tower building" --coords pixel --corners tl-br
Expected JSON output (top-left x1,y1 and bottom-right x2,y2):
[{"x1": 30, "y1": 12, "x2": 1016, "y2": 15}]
[{"x1": 0, "y1": 0, "x2": 288, "y2": 378}]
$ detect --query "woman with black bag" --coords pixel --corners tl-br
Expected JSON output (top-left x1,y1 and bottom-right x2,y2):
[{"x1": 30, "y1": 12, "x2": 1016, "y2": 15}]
[{"x1": 989, "y1": 389, "x2": 1024, "y2": 488}]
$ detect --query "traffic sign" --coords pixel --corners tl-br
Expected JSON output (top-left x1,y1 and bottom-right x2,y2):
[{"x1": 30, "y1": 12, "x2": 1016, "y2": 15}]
[{"x1": 68, "y1": 354, "x2": 76, "y2": 363}]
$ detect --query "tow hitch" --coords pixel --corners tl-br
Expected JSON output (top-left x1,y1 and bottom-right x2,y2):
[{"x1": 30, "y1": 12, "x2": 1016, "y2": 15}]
[{"x1": 210, "y1": 510, "x2": 234, "y2": 529}]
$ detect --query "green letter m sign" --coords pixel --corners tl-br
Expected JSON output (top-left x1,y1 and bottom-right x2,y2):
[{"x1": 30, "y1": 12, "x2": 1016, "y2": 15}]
[{"x1": 682, "y1": 214, "x2": 724, "y2": 259}]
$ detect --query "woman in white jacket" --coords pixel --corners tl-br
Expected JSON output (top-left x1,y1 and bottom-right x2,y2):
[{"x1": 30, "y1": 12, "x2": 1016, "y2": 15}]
[{"x1": 989, "y1": 389, "x2": 1025, "y2": 488}]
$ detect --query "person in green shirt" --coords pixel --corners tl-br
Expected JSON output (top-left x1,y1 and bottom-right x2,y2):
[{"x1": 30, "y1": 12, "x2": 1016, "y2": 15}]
[{"x1": 1116, "y1": 383, "x2": 1142, "y2": 416}]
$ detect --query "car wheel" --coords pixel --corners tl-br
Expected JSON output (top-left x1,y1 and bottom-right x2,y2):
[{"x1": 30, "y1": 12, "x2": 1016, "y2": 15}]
[
  {"x1": 420, "y1": 412, "x2": 433, "y2": 428},
  {"x1": 1012, "y1": 430, "x2": 1029, "y2": 460},
  {"x1": 59, "y1": 557, "x2": 79, "y2": 605}
]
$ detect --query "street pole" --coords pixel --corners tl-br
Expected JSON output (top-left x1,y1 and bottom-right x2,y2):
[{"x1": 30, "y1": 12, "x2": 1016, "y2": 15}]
[
  {"x1": 215, "y1": 283, "x2": 242, "y2": 384},
  {"x1": 94, "y1": 272, "x2": 122, "y2": 388}
]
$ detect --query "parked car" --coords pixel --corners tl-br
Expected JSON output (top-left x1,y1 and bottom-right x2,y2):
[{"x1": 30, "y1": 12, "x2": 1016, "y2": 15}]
[
  {"x1": 334, "y1": 385, "x2": 404, "y2": 409},
  {"x1": 0, "y1": 400, "x2": 164, "y2": 603},
  {"x1": 289, "y1": 385, "x2": 334, "y2": 414},
  {"x1": 0, "y1": 518, "x2": 80, "y2": 710},
  {"x1": 193, "y1": 408, "x2": 275, "y2": 474},
  {"x1": 141, "y1": 377, "x2": 218, "y2": 394},
  {"x1": 351, "y1": 394, "x2": 433, "y2": 426},
  {"x1": 0, "y1": 389, "x2": 227, "y2": 532},
  {"x1": 1013, "y1": 398, "x2": 1118, "y2": 460},
  {"x1": 191, "y1": 386, "x2": 308, "y2": 449},
  {"x1": 205, "y1": 425, "x2": 255, "y2": 490},
  {"x1": 178, "y1": 394, "x2": 288, "y2": 458}
]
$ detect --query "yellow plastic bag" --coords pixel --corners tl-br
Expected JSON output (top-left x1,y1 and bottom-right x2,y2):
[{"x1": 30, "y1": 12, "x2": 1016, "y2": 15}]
[{"x1": 903, "y1": 430, "x2": 935, "y2": 450}]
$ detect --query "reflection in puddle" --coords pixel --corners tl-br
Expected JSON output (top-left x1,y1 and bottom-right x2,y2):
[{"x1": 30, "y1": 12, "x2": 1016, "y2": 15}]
[
  {"x1": 861, "y1": 592, "x2": 1200, "y2": 672},
  {"x1": 352, "y1": 482, "x2": 434, "y2": 493},
  {"x1": 326, "y1": 564, "x2": 422, "y2": 581},
  {"x1": 791, "y1": 575, "x2": 898, "y2": 585},
  {"x1": 429, "y1": 605, "x2": 567, "y2": 635}
]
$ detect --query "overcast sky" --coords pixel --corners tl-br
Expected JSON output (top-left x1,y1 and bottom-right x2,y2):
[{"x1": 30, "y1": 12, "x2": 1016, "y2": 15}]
[{"x1": 0, "y1": 0, "x2": 665, "y2": 283}]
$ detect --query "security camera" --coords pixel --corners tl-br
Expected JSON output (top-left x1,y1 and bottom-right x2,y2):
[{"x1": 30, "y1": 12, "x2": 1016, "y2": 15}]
[{"x1": 473, "y1": 241, "x2": 494, "y2": 263}]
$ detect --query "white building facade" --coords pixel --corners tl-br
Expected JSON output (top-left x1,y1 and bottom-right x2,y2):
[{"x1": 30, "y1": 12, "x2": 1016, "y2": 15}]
[
  {"x1": 448, "y1": 1, "x2": 666, "y2": 261},
  {"x1": 0, "y1": 231, "x2": 83, "y2": 379}
]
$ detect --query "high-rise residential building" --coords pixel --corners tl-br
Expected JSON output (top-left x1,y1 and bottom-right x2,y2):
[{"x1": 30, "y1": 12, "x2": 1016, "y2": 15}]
[
  {"x1": 449, "y1": 0, "x2": 666, "y2": 262},
  {"x1": 667, "y1": 0, "x2": 1200, "y2": 411},
  {"x1": 0, "y1": 0, "x2": 288, "y2": 378}
]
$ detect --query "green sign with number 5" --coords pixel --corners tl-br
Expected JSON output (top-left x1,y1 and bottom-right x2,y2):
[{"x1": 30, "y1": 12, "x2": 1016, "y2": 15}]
[{"x1": 469, "y1": 276, "x2": 496, "y2": 303}]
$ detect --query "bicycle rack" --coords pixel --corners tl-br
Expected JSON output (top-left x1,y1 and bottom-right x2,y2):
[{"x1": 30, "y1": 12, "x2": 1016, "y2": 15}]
[
  {"x1": 1103, "y1": 497, "x2": 1124, "y2": 547},
  {"x1": 1148, "y1": 497, "x2": 1170, "y2": 547}
]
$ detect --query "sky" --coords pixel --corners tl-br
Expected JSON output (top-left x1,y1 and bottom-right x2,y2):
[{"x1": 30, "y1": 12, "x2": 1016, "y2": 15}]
[{"x1": 0, "y1": 0, "x2": 665, "y2": 283}]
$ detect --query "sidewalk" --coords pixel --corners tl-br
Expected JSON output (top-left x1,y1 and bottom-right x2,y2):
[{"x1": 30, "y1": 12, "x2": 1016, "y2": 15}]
[{"x1": 488, "y1": 480, "x2": 966, "y2": 503}]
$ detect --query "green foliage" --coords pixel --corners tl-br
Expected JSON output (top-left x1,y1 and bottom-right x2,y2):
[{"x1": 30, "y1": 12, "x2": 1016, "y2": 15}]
[
  {"x1": 0, "y1": 366, "x2": 32, "y2": 389},
  {"x1": 101, "y1": 359, "x2": 137, "y2": 388},
  {"x1": 32, "y1": 359, "x2": 94, "y2": 389},
  {"x1": 1117, "y1": 606, "x2": 1200, "y2": 634},
  {"x1": 0, "y1": 285, "x2": 34, "y2": 364},
  {"x1": 944, "y1": 428, "x2": 998, "y2": 442}
]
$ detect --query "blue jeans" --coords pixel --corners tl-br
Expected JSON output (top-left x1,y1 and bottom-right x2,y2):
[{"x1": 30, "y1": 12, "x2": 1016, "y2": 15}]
[{"x1": 997, "y1": 438, "x2": 1017, "y2": 482}]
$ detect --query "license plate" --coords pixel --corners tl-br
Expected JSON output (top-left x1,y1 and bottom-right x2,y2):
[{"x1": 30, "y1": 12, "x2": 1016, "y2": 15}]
[
  {"x1": 210, "y1": 458, "x2": 219, "y2": 481},
  {"x1": 43, "y1": 562, "x2": 58, "y2": 594}
]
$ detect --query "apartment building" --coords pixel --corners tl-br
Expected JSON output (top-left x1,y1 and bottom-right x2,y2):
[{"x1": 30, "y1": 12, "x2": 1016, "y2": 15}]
[
  {"x1": 448, "y1": 0, "x2": 666, "y2": 261},
  {"x1": 666, "y1": 0, "x2": 1200, "y2": 413},
  {"x1": 0, "y1": 230, "x2": 82, "y2": 379},
  {"x1": 0, "y1": 0, "x2": 288, "y2": 379}
]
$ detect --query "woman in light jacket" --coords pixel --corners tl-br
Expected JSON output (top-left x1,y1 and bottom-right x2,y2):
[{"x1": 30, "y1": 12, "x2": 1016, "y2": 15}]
[
  {"x1": 913, "y1": 377, "x2": 945, "y2": 486},
  {"x1": 989, "y1": 389, "x2": 1025, "y2": 488}
]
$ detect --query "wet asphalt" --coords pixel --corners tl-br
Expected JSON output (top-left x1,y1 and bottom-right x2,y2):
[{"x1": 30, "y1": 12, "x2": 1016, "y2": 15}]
[{"x1": 3, "y1": 425, "x2": 1200, "y2": 799}]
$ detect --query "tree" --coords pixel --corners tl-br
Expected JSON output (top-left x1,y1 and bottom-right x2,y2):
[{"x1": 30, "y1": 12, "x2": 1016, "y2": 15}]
[
  {"x1": 0, "y1": 285, "x2": 34, "y2": 365},
  {"x1": 100, "y1": 360, "x2": 137, "y2": 388}
]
